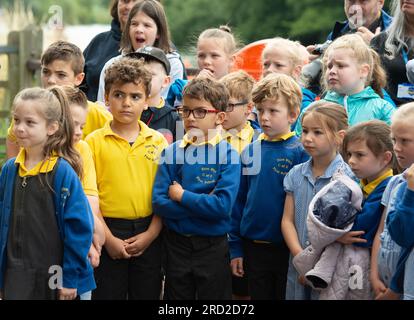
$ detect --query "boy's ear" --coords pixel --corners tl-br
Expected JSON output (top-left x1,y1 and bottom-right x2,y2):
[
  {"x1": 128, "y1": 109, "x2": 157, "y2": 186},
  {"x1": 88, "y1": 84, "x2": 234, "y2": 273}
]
[
  {"x1": 288, "y1": 110, "x2": 299, "y2": 125},
  {"x1": 162, "y1": 75, "x2": 171, "y2": 90},
  {"x1": 74, "y1": 72, "x2": 85, "y2": 87},
  {"x1": 143, "y1": 98, "x2": 149, "y2": 111},
  {"x1": 246, "y1": 102, "x2": 254, "y2": 115},
  {"x1": 216, "y1": 111, "x2": 226, "y2": 125}
]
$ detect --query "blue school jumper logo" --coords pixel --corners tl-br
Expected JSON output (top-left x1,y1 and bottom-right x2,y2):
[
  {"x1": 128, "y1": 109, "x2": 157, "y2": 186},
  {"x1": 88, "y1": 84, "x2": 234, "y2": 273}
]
[
  {"x1": 273, "y1": 158, "x2": 294, "y2": 175},
  {"x1": 196, "y1": 167, "x2": 218, "y2": 185}
]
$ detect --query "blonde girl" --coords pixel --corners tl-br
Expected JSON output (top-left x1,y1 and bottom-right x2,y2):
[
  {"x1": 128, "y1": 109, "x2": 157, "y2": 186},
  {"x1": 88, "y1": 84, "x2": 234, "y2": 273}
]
[
  {"x1": 197, "y1": 25, "x2": 239, "y2": 80},
  {"x1": 322, "y1": 34, "x2": 395, "y2": 126}
]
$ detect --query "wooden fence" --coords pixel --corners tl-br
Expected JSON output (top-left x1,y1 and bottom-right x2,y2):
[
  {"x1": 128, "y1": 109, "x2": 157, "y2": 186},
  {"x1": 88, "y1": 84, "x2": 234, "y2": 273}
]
[{"x1": 0, "y1": 25, "x2": 42, "y2": 162}]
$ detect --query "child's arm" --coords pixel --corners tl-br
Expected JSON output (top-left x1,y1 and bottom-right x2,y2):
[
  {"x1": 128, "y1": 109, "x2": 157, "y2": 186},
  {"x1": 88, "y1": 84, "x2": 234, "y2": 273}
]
[
  {"x1": 173, "y1": 151, "x2": 241, "y2": 221},
  {"x1": 58, "y1": 288, "x2": 77, "y2": 300},
  {"x1": 281, "y1": 193, "x2": 303, "y2": 257},
  {"x1": 387, "y1": 167, "x2": 414, "y2": 247},
  {"x1": 87, "y1": 195, "x2": 105, "y2": 249},
  {"x1": 152, "y1": 160, "x2": 193, "y2": 220},
  {"x1": 97, "y1": 209, "x2": 131, "y2": 260},
  {"x1": 229, "y1": 168, "x2": 249, "y2": 277},
  {"x1": 370, "y1": 208, "x2": 387, "y2": 299},
  {"x1": 124, "y1": 215, "x2": 163, "y2": 257},
  {"x1": 60, "y1": 169, "x2": 95, "y2": 294}
]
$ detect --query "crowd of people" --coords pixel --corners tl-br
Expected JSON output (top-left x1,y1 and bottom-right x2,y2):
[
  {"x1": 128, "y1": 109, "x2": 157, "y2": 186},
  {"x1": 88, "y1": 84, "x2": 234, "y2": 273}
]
[{"x1": 1, "y1": 0, "x2": 414, "y2": 301}]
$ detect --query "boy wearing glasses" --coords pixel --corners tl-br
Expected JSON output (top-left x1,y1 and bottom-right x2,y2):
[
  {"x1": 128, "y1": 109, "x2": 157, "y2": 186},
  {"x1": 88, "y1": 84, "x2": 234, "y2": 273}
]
[
  {"x1": 229, "y1": 73, "x2": 309, "y2": 300},
  {"x1": 152, "y1": 77, "x2": 241, "y2": 300},
  {"x1": 220, "y1": 70, "x2": 261, "y2": 154}
]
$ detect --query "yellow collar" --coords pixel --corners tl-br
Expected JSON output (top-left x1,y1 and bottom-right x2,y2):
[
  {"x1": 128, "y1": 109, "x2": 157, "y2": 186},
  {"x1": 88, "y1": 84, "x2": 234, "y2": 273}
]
[
  {"x1": 224, "y1": 122, "x2": 253, "y2": 142},
  {"x1": 258, "y1": 132, "x2": 295, "y2": 142},
  {"x1": 103, "y1": 120, "x2": 154, "y2": 140},
  {"x1": 154, "y1": 98, "x2": 165, "y2": 109},
  {"x1": 180, "y1": 132, "x2": 223, "y2": 148},
  {"x1": 361, "y1": 169, "x2": 393, "y2": 196},
  {"x1": 15, "y1": 149, "x2": 58, "y2": 177}
]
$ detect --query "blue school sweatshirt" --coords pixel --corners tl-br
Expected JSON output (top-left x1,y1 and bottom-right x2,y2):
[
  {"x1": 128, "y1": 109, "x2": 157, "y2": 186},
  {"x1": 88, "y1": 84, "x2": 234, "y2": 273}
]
[
  {"x1": 229, "y1": 134, "x2": 309, "y2": 259},
  {"x1": 386, "y1": 182, "x2": 414, "y2": 294},
  {"x1": 152, "y1": 136, "x2": 241, "y2": 237},
  {"x1": 351, "y1": 176, "x2": 392, "y2": 248}
]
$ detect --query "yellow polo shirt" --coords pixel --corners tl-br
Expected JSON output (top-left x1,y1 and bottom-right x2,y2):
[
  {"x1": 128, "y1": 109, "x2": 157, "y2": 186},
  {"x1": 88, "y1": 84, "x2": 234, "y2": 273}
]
[
  {"x1": 15, "y1": 149, "x2": 58, "y2": 177},
  {"x1": 75, "y1": 140, "x2": 98, "y2": 197},
  {"x1": 361, "y1": 169, "x2": 394, "y2": 197},
  {"x1": 223, "y1": 122, "x2": 255, "y2": 154},
  {"x1": 258, "y1": 131, "x2": 295, "y2": 142},
  {"x1": 7, "y1": 101, "x2": 113, "y2": 143},
  {"x1": 82, "y1": 101, "x2": 113, "y2": 139},
  {"x1": 86, "y1": 121, "x2": 168, "y2": 220}
]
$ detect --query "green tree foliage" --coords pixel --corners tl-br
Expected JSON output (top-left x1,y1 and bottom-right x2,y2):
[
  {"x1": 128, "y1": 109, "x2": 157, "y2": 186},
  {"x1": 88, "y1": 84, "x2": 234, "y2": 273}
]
[
  {"x1": 3, "y1": 0, "x2": 112, "y2": 25},
  {"x1": 3, "y1": 0, "x2": 391, "y2": 50},
  {"x1": 164, "y1": 0, "x2": 345, "y2": 50}
]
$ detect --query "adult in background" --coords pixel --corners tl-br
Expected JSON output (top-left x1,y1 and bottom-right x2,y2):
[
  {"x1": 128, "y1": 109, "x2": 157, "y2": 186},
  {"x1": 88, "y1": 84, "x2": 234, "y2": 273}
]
[
  {"x1": 329, "y1": 0, "x2": 391, "y2": 44},
  {"x1": 305, "y1": 0, "x2": 392, "y2": 95},
  {"x1": 371, "y1": 0, "x2": 414, "y2": 105},
  {"x1": 82, "y1": 0, "x2": 139, "y2": 101}
]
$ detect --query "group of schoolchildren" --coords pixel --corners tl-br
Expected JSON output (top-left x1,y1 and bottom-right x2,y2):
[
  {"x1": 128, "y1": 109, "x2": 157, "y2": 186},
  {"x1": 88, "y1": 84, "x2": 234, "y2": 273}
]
[{"x1": 1, "y1": 0, "x2": 414, "y2": 302}]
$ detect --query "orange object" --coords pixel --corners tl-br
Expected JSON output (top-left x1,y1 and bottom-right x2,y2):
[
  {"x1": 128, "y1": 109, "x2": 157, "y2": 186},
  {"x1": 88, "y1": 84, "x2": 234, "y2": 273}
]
[{"x1": 233, "y1": 39, "x2": 272, "y2": 81}]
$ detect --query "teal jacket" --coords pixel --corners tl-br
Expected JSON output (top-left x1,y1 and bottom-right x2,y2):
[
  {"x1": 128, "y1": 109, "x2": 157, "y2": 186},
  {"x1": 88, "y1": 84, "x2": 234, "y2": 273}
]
[{"x1": 323, "y1": 86, "x2": 396, "y2": 126}]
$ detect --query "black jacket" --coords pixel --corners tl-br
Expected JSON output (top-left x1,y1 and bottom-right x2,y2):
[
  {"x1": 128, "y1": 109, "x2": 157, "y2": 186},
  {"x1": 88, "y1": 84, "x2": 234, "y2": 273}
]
[
  {"x1": 140, "y1": 103, "x2": 182, "y2": 144},
  {"x1": 82, "y1": 19, "x2": 122, "y2": 101},
  {"x1": 371, "y1": 32, "x2": 414, "y2": 106}
]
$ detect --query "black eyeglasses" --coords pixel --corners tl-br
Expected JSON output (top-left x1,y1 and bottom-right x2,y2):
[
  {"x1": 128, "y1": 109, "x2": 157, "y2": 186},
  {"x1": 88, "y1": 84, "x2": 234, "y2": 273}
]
[
  {"x1": 225, "y1": 100, "x2": 248, "y2": 112},
  {"x1": 177, "y1": 107, "x2": 220, "y2": 119}
]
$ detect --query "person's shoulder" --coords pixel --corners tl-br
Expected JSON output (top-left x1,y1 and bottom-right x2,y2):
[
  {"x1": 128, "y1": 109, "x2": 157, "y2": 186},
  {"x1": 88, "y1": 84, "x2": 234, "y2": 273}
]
[
  {"x1": 87, "y1": 101, "x2": 113, "y2": 118},
  {"x1": 143, "y1": 123, "x2": 169, "y2": 146},
  {"x1": 85, "y1": 125, "x2": 108, "y2": 142},
  {"x1": 84, "y1": 30, "x2": 112, "y2": 54}
]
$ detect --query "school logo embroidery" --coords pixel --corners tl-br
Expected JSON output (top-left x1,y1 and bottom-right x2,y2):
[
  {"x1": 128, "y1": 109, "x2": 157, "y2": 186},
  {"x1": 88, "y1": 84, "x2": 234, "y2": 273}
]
[
  {"x1": 272, "y1": 158, "x2": 293, "y2": 175},
  {"x1": 144, "y1": 144, "x2": 161, "y2": 161},
  {"x1": 196, "y1": 167, "x2": 217, "y2": 184}
]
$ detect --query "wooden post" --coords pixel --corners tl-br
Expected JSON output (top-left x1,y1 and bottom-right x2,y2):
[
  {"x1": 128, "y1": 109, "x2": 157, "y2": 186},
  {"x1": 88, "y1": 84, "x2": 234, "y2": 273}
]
[{"x1": 6, "y1": 25, "x2": 43, "y2": 110}]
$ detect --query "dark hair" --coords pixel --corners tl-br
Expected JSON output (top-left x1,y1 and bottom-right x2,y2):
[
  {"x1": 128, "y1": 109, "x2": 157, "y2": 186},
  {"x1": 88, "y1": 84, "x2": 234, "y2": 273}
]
[
  {"x1": 183, "y1": 78, "x2": 229, "y2": 112},
  {"x1": 104, "y1": 57, "x2": 152, "y2": 97},
  {"x1": 41, "y1": 41, "x2": 84, "y2": 75},
  {"x1": 120, "y1": 0, "x2": 172, "y2": 54},
  {"x1": 343, "y1": 120, "x2": 395, "y2": 168},
  {"x1": 110, "y1": 0, "x2": 119, "y2": 22}
]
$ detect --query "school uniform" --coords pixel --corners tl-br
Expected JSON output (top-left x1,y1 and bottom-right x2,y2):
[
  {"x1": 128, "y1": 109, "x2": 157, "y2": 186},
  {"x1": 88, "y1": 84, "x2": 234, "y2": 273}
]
[
  {"x1": 229, "y1": 132, "x2": 309, "y2": 300},
  {"x1": 86, "y1": 121, "x2": 168, "y2": 300},
  {"x1": 223, "y1": 120, "x2": 261, "y2": 297},
  {"x1": 283, "y1": 154, "x2": 354, "y2": 300},
  {"x1": 351, "y1": 170, "x2": 393, "y2": 248},
  {"x1": 0, "y1": 152, "x2": 95, "y2": 299},
  {"x1": 152, "y1": 133, "x2": 241, "y2": 300}
]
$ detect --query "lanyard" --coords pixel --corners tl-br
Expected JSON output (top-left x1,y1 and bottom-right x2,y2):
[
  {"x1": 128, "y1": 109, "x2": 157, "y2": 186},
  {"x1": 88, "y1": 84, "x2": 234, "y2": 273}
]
[{"x1": 402, "y1": 48, "x2": 409, "y2": 64}]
